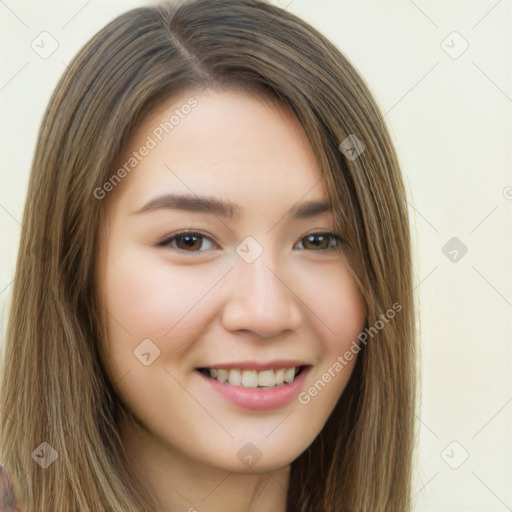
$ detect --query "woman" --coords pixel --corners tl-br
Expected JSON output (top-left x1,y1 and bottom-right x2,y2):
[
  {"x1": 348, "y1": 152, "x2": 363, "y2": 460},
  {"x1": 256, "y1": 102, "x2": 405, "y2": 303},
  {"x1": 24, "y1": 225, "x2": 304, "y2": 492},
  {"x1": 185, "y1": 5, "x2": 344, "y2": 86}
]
[{"x1": 0, "y1": 1, "x2": 416, "y2": 511}]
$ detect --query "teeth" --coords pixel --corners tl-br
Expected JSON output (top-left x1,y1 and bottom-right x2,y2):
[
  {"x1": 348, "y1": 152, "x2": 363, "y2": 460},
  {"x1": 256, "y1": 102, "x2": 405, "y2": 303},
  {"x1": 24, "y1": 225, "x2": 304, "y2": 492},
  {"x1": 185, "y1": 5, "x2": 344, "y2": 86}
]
[
  {"x1": 206, "y1": 367, "x2": 302, "y2": 388},
  {"x1": 228, "y1": 369, "x2": 241, "y2": 386},
  {"x1": 216, "y1": 369, "x2": 228, "y2": 383},
  {"x1": 241, "y1": 370, "x2": 258, "y2": 388},
  {"x1": 258, "y1": 369, "x2": 275, "y2": 387},
  {"x1": 284, "y1": 367, "x2": 295, "y2": 383}
]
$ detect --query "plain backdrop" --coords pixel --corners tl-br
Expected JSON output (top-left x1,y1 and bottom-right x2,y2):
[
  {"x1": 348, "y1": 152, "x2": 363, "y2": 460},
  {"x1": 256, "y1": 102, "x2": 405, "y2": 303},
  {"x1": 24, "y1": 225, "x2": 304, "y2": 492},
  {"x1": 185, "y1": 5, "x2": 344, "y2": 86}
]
[{"x1": 1, "y1": 1, "x2": 511, "y2": 511}]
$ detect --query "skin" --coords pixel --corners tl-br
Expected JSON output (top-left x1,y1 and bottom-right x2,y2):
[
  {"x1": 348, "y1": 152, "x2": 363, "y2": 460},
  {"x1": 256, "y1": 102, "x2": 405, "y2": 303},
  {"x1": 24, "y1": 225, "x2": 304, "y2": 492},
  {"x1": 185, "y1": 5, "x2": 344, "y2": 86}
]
[{"x1": 96, "y1": 88, "x2": 367, "y2": 512}]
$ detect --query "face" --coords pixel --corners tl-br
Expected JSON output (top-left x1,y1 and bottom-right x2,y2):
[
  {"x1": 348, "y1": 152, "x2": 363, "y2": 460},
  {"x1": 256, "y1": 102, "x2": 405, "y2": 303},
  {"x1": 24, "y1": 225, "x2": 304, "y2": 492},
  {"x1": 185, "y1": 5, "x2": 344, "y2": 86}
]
[{"x1": 96, "y1": 89, "x2": 367, "y2": 474}]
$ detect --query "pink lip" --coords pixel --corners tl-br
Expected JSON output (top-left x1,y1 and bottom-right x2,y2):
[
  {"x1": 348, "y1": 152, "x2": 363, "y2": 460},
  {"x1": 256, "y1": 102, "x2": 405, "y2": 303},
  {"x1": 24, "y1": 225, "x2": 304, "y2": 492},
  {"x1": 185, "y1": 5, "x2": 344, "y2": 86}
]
[
  {"x1": 197, "y1": 360, "x2": 309, "y2": 371},
  {"x1": 197, "y1": 366, "x2": 312, "y2": 411}
]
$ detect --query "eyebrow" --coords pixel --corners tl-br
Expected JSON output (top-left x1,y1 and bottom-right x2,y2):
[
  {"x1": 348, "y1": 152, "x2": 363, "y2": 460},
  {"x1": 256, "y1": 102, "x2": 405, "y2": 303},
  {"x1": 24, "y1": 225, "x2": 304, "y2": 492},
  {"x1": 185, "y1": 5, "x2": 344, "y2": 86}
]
[{"x1": 132, "y1": 193, "x2": 332, "y2": 220}]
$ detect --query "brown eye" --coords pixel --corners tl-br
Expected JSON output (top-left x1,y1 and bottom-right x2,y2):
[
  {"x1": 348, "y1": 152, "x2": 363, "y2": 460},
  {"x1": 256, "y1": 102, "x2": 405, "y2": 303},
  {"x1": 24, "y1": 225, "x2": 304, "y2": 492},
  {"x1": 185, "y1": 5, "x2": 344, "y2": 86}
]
[
  {"x1": 157, "y1": 232, "x2": 216, "y2": 252},
  {"x1": 296, "y1": 233, "x2": 341, "y2": 251}
]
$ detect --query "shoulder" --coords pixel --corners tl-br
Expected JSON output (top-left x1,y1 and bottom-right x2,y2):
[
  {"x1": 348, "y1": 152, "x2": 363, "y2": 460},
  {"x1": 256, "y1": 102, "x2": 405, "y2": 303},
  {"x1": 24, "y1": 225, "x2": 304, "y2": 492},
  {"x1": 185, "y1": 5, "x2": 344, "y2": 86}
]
[{"x1": 0, "y1": 465, "x2": 20, "y2": 512}]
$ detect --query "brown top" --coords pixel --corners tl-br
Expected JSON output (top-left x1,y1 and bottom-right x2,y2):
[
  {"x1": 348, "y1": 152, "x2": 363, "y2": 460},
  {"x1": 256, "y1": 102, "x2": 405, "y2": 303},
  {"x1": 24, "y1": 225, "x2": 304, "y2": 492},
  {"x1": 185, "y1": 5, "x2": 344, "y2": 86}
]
[{"x1": 0, "y1": 466, "x2": 20, "y2": 512}]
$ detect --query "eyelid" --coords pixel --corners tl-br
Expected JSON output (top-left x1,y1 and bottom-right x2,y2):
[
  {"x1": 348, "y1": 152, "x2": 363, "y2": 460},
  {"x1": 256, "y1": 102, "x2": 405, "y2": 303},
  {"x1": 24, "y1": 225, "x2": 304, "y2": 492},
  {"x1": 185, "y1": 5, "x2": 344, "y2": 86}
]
[
  {"x1": 156, "y1": 230, "x2": 218, "y2": 251},
  {"x1": 156, "y1": 230, "x2": 344, "y2": 253},
  {"x1": 296, "y1": 231, "x2": 344, "y2": 250}
]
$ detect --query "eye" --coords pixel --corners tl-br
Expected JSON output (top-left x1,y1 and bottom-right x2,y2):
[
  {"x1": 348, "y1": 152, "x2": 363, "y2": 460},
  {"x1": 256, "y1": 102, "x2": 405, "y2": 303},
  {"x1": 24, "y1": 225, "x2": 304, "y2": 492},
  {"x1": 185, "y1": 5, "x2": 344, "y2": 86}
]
[
  {"x1": 295, "y1": 232, "x2": 343, "y2": 251},
  {"x1": 156, "y1": 231, "x2": 217, "y2": 253},
  {"x1": 156, "y1": 230, "x2": 344, "y2": 254}
]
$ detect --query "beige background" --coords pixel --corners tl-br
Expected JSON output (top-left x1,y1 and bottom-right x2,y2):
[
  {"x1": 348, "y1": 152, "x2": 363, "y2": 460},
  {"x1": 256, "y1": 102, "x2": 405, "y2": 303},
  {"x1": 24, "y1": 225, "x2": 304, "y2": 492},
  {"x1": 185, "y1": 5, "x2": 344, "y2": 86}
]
[{"x1": 1, "y1": 1, "x2": 511, "y2": 510}]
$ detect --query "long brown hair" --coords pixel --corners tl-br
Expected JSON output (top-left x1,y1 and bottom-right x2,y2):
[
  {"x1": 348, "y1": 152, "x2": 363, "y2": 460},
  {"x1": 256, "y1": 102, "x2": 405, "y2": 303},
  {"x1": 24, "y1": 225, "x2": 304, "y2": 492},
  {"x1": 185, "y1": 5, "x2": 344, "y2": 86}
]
[{"x1": 0, "y1": 1, "x2": 416, "y2": 510}]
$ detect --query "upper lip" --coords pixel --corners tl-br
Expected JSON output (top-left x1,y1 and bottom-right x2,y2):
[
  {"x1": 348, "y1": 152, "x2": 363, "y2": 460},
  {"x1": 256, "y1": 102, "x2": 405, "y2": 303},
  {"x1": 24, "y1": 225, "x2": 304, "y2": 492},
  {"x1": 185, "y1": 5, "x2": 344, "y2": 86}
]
[{"x1": 197, "y1": 360, "x2": 311, "y2": 371}]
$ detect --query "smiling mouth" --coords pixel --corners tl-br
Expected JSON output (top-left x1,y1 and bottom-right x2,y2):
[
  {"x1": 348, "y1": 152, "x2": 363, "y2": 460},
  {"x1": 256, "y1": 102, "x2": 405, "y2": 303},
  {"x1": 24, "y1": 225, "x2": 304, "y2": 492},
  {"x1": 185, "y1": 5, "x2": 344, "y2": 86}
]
[{"x1": 196, "y1": 365, "x2": 309, "y2": 389}]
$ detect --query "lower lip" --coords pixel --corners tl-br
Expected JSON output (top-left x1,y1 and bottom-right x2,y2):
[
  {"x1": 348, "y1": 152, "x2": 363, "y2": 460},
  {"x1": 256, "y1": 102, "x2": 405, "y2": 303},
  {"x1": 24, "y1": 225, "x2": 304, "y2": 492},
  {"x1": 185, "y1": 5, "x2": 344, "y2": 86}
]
[{"x1": 197, "y1": 367, "x2": 312, "y2": 411}]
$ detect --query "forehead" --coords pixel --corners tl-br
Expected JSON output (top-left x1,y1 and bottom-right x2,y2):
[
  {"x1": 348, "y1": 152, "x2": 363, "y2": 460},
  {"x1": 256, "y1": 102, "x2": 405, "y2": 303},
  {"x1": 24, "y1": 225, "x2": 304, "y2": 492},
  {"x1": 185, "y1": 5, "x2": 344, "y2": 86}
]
[{"x1": 110, "y1": 88, "x2": 329, "y2": 213}]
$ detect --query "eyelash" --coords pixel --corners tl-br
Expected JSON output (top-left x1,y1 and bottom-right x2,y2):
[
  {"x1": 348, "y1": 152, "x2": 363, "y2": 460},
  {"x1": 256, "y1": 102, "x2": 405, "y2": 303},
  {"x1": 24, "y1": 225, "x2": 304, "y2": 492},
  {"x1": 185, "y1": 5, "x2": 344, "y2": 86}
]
[{"x1": 156, "y1": 230, "x2": 344, "y2": 254}]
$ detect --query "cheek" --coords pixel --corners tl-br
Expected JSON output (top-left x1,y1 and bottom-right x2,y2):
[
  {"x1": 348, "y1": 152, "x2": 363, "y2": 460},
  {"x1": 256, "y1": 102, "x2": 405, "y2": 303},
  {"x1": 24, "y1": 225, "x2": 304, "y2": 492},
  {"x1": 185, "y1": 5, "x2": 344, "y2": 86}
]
[
  {"x1": 102, "y1": 249, "x2": 224, "y2": 337},
  {"x1": 99, "y1": 248, "x2": 226, "y2": 385},
  {"x1": 304, "y1": 257, "x2": 367, "y2": 347},
  {"x1": 297, "y1": 260, "x2": 366, "y2": 413},
  {"x1": 98, "y1": 249, "x2": 220, "y2": 423}
]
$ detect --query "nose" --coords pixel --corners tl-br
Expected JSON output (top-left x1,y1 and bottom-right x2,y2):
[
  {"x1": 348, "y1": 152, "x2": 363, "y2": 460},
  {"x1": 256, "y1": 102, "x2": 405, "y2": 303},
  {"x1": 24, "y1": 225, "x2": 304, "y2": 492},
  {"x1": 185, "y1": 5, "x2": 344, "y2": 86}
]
[{"x1": 221, "y1": 252, "x2": 303, "y2": 338}]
